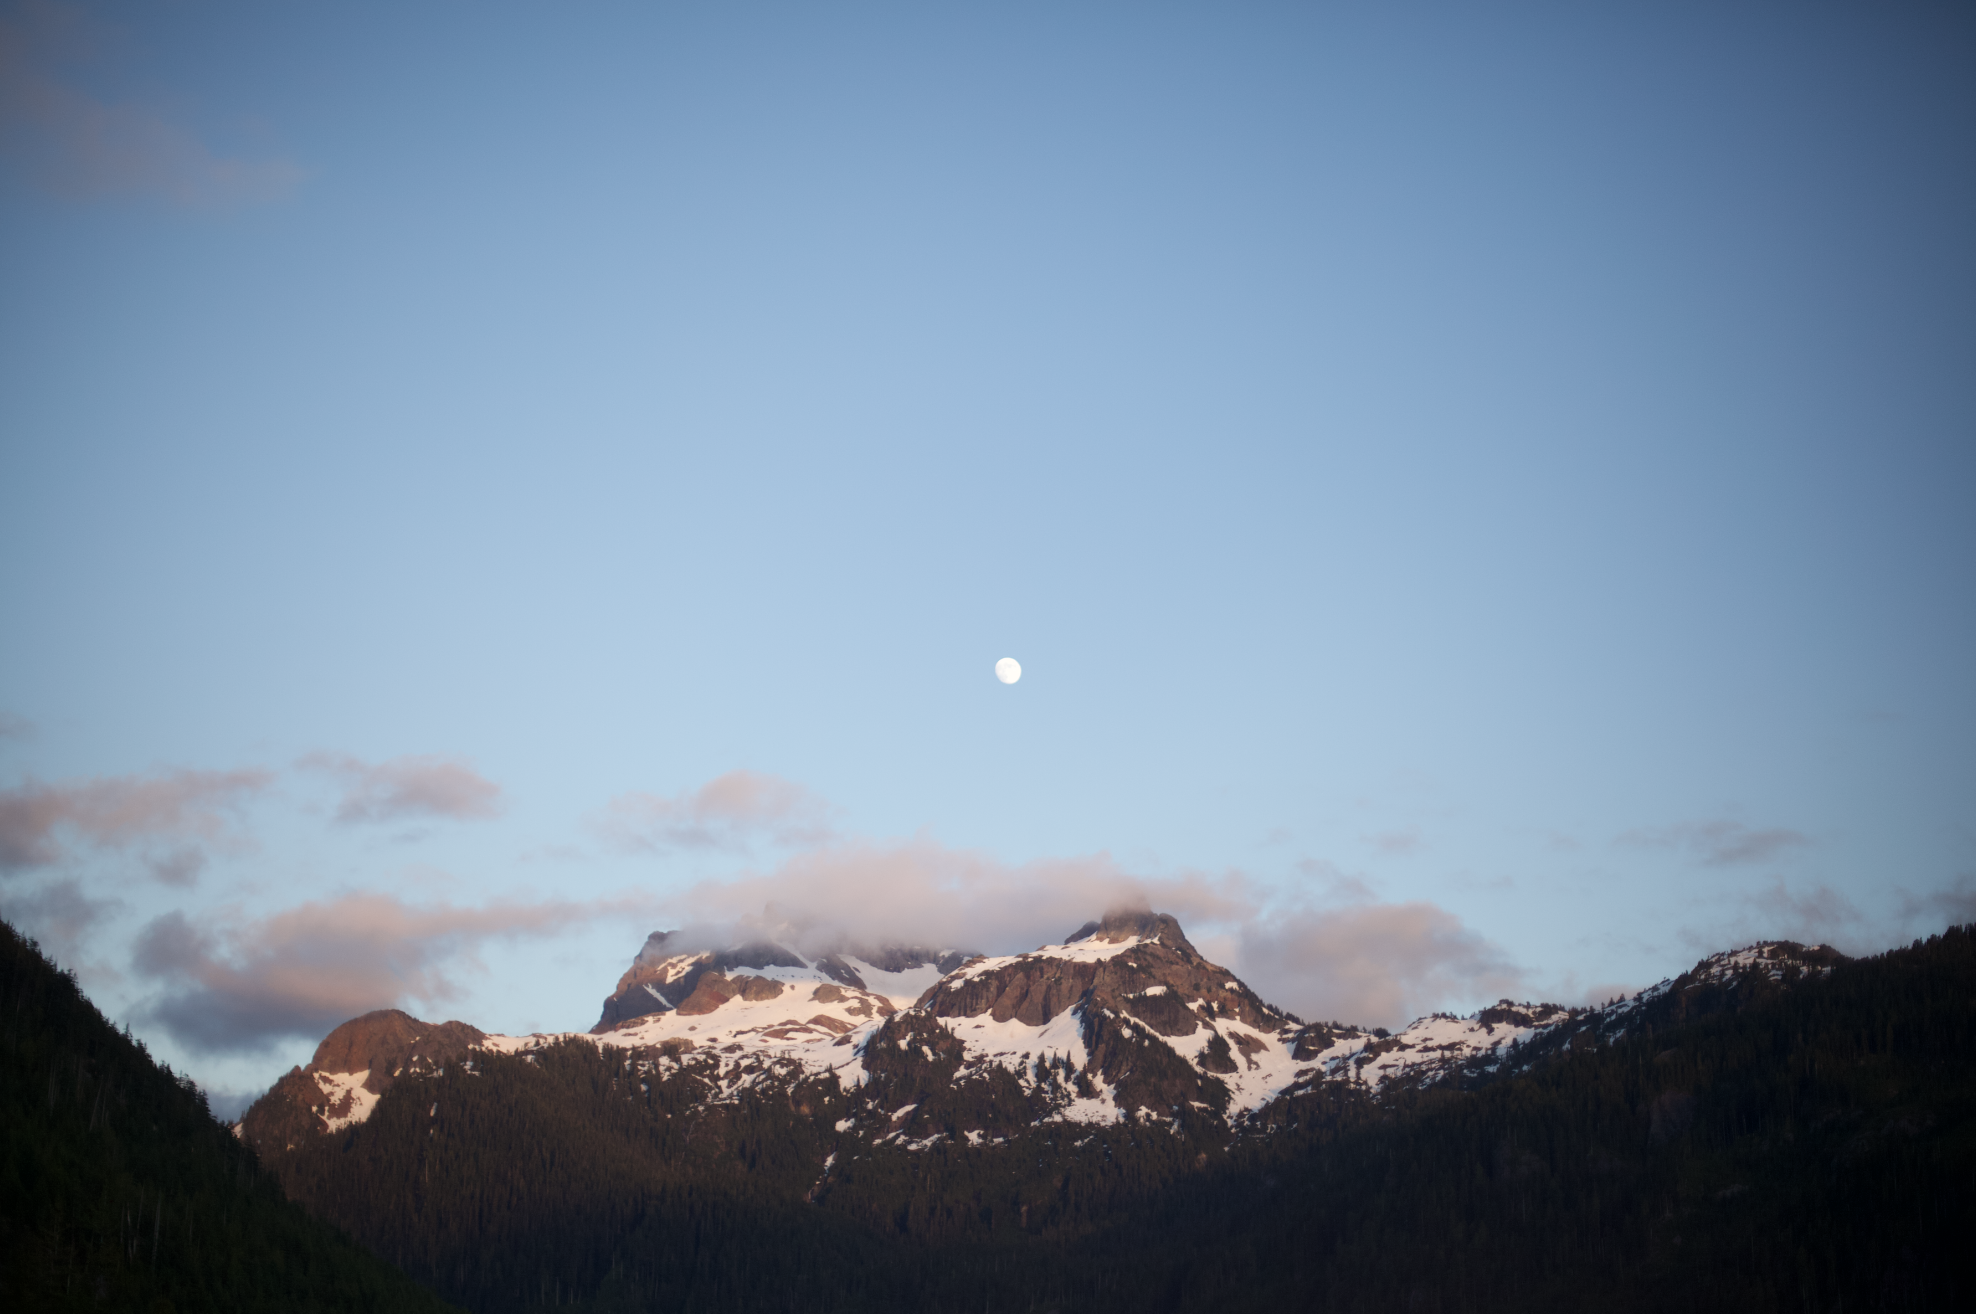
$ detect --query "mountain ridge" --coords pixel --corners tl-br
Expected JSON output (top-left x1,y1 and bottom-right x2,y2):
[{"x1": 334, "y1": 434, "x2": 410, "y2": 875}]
[
  {"x1": 240, "y1": 907, "x2": 1846, "y2": 1155},
  {"x1": 229, "y1": 918, "x2": 1974, "y2": 1313}
]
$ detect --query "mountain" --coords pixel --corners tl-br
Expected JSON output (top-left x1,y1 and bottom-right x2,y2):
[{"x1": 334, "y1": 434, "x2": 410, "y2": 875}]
[
  {"x1": 229, "y1": 910, "x2": 1974, "y2": 1311},
  {"x1": 0, "y1": 918, "x2": 459, "y2": 1314},
  {"x1": 243, "y1": 908, "x2": 1848, "y2": 1153},
  {"x1": 242, "y1": 1010, "x2": 485, "y2": 1156}
]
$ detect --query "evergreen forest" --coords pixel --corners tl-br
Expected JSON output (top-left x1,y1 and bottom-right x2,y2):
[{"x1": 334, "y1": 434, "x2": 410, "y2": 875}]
[{"x1": 0, "y1": 920, "x2": 460, "y2": 1313}]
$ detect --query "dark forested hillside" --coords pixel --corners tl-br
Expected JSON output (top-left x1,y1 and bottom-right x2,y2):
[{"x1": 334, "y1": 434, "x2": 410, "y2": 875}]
[
  {"x1": 0, "y1": 920, "x2": 460, "y2": 1313},
  {"x1": 252, "y1": 925, "x2": 1975, "y2": 1313},
  {"x1": 1067, "y1": 923, "x2": 1976, "y2": 1312}
]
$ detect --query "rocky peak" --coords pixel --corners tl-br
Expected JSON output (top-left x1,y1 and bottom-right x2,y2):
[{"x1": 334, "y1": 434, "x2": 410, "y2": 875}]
[
  {"x1": 309, "y1": 1008, "x2": 485, "y2": 1077},
  {"x1": 932, "y1": 910, "x2": 1281, "y2": 1035},
  {"x1": 1067, "y1": 908, "x2": 1201, "y2": 958},
  {"x1": 239, "y1": 1008, "x2": 482, "y2": 1156}
]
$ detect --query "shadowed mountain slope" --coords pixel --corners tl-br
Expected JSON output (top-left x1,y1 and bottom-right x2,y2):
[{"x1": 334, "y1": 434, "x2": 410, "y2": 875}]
[{"x1": 0, "y1": 919, "x2": 459, "y2": 1314}]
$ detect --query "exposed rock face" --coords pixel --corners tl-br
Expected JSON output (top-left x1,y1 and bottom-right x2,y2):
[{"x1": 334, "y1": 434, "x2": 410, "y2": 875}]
[
  {"x1": 239, "y1": 1009, "x2": 483, "y2": 1155},
  {"x1": 590, "y1": 931, "x2": 775, "y2": 1031},
  {"x1": 847, "y1": 907, "x2": 1301, "y2": 1144},
  {"x1": 926, "y1": 908, "x2": 1285, "y2": 1035},
  {"x1": 673, "y1": 972, "x2": 787, "y2": 1015}
]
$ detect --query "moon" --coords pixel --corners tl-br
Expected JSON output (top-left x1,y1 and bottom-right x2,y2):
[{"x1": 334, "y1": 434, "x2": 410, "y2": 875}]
[{"x1": 995, "y1": 657, "x2": 1022, "y2": 685}]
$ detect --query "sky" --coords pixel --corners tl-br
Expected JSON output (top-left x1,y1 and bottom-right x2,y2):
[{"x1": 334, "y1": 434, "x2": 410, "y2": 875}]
[{"x1": 2, "y1": 0, "x2": 1972, "y2": 1116}]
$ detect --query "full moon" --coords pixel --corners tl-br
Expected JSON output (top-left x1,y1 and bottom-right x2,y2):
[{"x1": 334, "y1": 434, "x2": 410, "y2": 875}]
[{"x1": 995, "y1": 657, "x2": 1022, "y2": 684}]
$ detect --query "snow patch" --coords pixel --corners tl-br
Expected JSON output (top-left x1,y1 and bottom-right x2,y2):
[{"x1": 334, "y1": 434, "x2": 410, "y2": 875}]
[
  {"x1": 946, "y1": 936, "x2": 1143, "y2": 988},
  {"x1": 313, "y1": 1070, "x2": 379, "y2": 1132},
  {"x1": 842, "y1": 956, "x2": 948, "y2": 1006}
]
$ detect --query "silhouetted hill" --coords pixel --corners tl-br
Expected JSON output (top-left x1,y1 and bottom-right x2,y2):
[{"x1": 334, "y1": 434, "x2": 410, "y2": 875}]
[{"x1": 0, "y1": 919, "x2": 460, "y2": 1314}]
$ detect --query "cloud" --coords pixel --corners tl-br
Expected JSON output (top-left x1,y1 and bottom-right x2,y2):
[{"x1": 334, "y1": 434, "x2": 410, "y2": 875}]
[
  {"x1": 0, "y1": 875, "x2": 120, "y2": 964},
  {"x1": 653, "y1": 833, "x2": 1258, "y2": 960},
  {"x1": 1741, "y1": 880, "x2": 1861, "y2": 946},
  {"x1": 199, "y1": 1086, "x2": 261, "y2": 1124},
  {"x1": 301, "y1": 753, "x2": 504, "y2": 825},
  {"x1": 1575, "y1": 982, "x2": 1641, "y2": 1009},
  {"x1": 598, "y1": 770, "x2": 836, "y2": 853},
  {"x1": 1293, "y1": 857, "x2": 1377, "y2": 904},
  {"x1": 1618, "y1": 819, "x2": 1811, "y2": 867},
  {"x1": 131, "y1": 891, "x2": 643, "y2": 1054},
  {"x1": 0, "y1": 0, "x2": 302, "y2": 206},
  {"x1": 656, "y1": 829, "x2": 1514, "y2": 1029},
  {"x1": 0, "y1": 767, "x2": 273, "y2": 875},
  {"x1": 1365, "y1": 828, "x2": 1424, "y2": 856},
  {"x1": 145, "y1": 847, "x2": 205, "y2": 887},
  {"x1": 0, "y1": 711, "x2": 31, "y2": 740},
  {"x1": 1680, "y1": 879, "x2": 1866, "y2": 958},
  {"x1": 1235, "y1": 902, "x2": 1527, "y2": 1031},
  {"x1": 588, "y1": 772, "x2": 1523, "y2": 1031},
  {"x1": 1897, "y1": 875, "x2": 1976, "y2": 930}
]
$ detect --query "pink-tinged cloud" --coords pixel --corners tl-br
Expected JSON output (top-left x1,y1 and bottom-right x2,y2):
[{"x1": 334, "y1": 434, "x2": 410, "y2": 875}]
[
  {"x1": 1619, "y1": 819, "x2": 1811, "y2": 867},
  {"x1": 301, "y1": 753, "x2": 504, "y2": 825},
  {"x1": 131, "y1": 891, "x2": 646, "y2": 1054},
  {"x1": 0, "y1": 1, "x2": 303, "y2": 206},
  {"x1": 1235, "y1": 902, "x2": 1527, "y2": 1032},
  {"x1": 0, "y1": 768, "x2": 273, "y2": 874},
  {"x1": 657, "y1": 835, "x2": 1255, "y2": 960},
  {"x1": 679, "y1": 835, "x2": 1527, "y2": 1030},
  {"x1": 598, "y1": 770, "x2": 835, "y2": 852}
]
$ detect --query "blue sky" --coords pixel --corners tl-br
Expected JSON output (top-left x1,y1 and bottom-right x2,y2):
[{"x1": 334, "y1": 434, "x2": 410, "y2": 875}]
[{"x1": 2, "y1": 0, "x2": 1972, "y2": 1112}]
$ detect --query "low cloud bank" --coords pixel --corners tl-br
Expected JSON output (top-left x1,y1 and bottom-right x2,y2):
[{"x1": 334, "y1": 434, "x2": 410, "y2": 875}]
[
  {"x1": 1236, "y1": 902, "x2": 1527, "y2": 1031},
  {"x1": 664, "y1": 838, "x2": 1245, "y2": 958},
  {"x1": 653, "y1": 836, "x2": 1518, "y2": 1031},
  {"x1": 131, "y1": 892, "x2": 645, "y2": 1054}
]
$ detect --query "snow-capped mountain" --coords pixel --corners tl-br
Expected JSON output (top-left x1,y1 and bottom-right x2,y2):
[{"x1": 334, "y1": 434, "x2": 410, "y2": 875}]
[
  {"x1": 239, "y1": 930, "x2": 967, "y2": 1152},
  {"x1": 239, "y1": 910, "x2": 1846, "y2": 1156}
]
